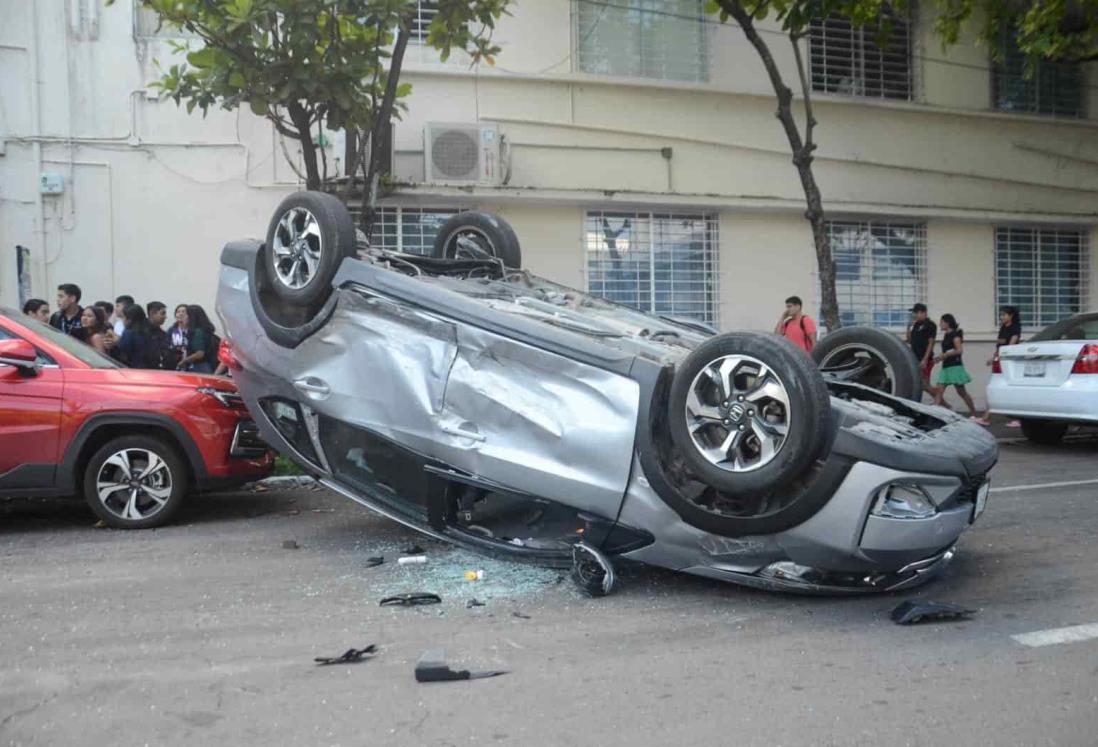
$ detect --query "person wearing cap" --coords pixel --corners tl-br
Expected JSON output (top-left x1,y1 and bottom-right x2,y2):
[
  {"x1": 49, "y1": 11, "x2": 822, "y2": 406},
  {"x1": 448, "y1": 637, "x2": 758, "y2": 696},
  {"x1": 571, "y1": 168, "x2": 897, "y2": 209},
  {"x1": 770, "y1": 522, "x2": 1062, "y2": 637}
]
[{"x1": 905, "y1": 303, "x2": 937, "y2": 398}]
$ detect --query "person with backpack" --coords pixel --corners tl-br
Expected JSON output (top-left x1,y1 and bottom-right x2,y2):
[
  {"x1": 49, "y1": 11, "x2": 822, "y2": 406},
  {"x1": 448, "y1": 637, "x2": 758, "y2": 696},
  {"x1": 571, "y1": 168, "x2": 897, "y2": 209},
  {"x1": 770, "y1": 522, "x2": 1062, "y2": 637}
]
[
  {"x1": 177, "y1": 304, "x2": 218, "y2": 374},
  {"x1": 145, "y1": 301, "x2": 178, "y2": 370},
  {"x1": 774, "y1": 295, "x2": 817, "y2": 353}
]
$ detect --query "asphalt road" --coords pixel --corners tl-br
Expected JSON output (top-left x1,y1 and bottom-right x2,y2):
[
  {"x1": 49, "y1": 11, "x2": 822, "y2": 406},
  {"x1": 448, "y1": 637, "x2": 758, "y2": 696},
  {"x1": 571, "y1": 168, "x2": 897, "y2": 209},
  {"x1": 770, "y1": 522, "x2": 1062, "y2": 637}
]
[{"x1": 3, "y1": 429, "x2": 1098, "y2": 746}]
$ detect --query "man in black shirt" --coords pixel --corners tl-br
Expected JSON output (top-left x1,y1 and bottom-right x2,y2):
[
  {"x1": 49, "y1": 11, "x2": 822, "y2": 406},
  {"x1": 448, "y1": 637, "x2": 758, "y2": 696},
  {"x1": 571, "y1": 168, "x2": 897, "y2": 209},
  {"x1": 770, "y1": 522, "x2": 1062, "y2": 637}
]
[
  {"x1": 906, "y1": 303, "x2": 937, "y2": 398},
  {"x1": 49, "y1": 283, "x2": 83, "y2": 336}
]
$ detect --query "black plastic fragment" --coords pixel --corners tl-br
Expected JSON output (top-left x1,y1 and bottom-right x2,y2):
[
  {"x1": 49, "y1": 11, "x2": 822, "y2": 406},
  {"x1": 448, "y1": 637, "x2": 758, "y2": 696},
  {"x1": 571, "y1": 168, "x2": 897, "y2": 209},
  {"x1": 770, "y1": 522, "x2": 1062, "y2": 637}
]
[
  {"x1": 466, "y1": 598, "x2": 486, "y2": 608},
  {"x1": 314, "y1": 645, "x2": 378, "y2": 665},
  {"x1": 571, "y1": 542, "x2": 616, "y2": 597},
  {"x1": 365, "y1": 556, "x2": 385, "y2": 568},
  {"x1": 512, "y1": 611, "x2": 531, "y2": 620},
  {"x1": 414, "y1": 648, "x2": 507, "y2": 683},
  {"x1": 891, "y1": 600, "x2": 975, "y2": 625},
  {"x1": 380, "y1": 592, "x2": 442, "y2": 607},
  {"x1": 282, "y1": 540, "x2": 300, "y2": 550}
]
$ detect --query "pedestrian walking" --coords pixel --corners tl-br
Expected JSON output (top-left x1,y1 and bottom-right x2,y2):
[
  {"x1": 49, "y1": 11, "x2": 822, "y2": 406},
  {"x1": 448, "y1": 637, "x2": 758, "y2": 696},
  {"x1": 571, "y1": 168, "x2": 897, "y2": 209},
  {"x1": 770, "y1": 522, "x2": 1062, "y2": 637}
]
[
  {"x1": 22, "y1": 299, "x2": 50, "y2": 323},
  {"x1": 112, "y1": 295, "x2": 135, "y2": 336},
  {"x1": 177, "y1": 304, "x2": 217, "y2": 374},
  {"x1": 49, "y1": 284, "x2": 83, "y2": 336},
  {"x1": 77, "y1": 305, "x2": 111, "y2": 354},
  {"x1": 905, "y1": 303, "x2": 937, "y2": 398},
  {"x1": 933, "y1": 314, "x2": 978, "y2": 417},
  {"x1": 774, "y1": 295, "x2": 817, "y2": 353},
  {"x1": 972, "y1": 306, "x2": 1024, "y2": 426},
  {"x1": 116, "y1": 304, "x2": 158, "y2": 369}
]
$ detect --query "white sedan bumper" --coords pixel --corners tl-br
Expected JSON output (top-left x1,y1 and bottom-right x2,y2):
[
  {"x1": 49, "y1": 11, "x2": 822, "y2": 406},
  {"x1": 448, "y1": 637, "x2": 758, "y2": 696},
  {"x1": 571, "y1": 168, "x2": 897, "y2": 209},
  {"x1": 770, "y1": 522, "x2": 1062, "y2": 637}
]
[{"x1": 987, "y1": 374, "x2": 1098, "y2": 423}]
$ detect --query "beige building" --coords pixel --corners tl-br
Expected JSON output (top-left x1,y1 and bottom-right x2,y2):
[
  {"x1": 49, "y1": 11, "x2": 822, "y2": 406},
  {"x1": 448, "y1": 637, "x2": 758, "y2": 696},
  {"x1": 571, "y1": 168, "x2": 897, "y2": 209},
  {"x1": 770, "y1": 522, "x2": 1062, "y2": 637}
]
[{"x1": 3, "y1": 0, "x2": 1097, "y2": 404}]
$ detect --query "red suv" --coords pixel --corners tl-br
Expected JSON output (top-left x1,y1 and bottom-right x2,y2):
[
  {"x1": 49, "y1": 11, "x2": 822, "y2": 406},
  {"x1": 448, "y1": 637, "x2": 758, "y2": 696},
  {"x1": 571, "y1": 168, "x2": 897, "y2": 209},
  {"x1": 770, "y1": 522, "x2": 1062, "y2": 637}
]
[{"x1": 0, "y1": 308, "x2": 273, "y2": 528}]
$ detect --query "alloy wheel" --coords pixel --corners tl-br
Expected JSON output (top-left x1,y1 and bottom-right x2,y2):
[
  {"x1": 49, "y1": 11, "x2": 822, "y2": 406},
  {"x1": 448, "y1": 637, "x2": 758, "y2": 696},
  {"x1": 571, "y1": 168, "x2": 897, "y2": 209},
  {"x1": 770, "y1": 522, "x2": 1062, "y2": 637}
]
[{"x1": 95, "y1": 448, "x2": 174, "y2": 522}]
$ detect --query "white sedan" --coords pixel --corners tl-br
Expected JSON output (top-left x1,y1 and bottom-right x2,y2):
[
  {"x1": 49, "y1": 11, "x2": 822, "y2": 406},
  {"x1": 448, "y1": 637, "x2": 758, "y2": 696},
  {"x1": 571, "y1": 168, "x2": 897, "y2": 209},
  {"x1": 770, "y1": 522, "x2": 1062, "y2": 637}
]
[{"x1": 988, "y1": 312, "x2": 1098, "y2": 443}]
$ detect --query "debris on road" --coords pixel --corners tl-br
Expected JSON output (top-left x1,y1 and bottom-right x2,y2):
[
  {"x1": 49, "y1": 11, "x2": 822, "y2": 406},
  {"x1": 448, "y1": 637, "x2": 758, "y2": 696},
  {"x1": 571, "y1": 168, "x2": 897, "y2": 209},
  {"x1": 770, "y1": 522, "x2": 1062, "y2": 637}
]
[
  {"x1": 464, "y1": 569, "x2": 485, "y2": 580},
  {"x1": 314, "y1": 645, "x2": 378, "y2": 666},
  {"x1": 403, "y1": 544, "x2": 426, "y2": 555},
  {"x1": 891, "y1": 600, "x2": 976, "y2": 625},
  {"x1": 365, "y1": 556, "x2": 385, "y2": 568},
  {"x1": 512, "y1": 611, "x2": 531, "y2": 620},
  {"x1": 398, "y1": 555, "x2": 427, "y2": 565},
  {"x1": 414, "y1": 648, "x2": 507, "y2": 683},
  {"x1": 282, "y1": 539, "x2": 301, "y2": 550},
  {"x1": 466, "y1": 598, "x2": 486, "y2": 608},
  {"x1": 379, "y1": 593, "x2": 442, "y2": 607},
  {"x1": 572, "y1": 542, "x2": 616, "y2": 597}
]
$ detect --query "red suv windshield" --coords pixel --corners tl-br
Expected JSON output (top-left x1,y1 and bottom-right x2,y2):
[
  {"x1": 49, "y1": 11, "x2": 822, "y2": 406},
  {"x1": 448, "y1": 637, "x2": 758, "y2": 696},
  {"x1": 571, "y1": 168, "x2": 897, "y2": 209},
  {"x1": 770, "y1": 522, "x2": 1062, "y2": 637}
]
[{"x1": 1, "y1": 308, "x2": 121, "y2": 369}]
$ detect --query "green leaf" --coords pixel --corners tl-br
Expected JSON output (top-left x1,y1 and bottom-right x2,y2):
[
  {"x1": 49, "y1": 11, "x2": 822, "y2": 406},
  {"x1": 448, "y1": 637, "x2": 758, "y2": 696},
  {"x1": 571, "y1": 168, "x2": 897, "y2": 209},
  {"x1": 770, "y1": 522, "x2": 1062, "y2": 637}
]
[
  {"x1": 186, "y1": 47, "x2": 218, "y2": 68},
  {"x1": 249, "y1": 98, "x2": 267, "y2": 116}
]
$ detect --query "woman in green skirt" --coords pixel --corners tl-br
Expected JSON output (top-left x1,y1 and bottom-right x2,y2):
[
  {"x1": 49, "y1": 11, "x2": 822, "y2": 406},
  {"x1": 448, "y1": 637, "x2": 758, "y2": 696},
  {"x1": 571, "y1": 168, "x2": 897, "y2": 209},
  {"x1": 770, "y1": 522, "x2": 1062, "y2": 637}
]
[{"x1": 933, "y1": 313, "x2": 978, "y2": 417}]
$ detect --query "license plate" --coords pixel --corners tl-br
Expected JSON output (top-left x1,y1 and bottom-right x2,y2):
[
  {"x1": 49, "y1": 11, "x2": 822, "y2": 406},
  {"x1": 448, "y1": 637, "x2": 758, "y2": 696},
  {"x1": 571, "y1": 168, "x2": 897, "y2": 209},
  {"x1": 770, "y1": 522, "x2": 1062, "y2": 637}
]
[
  {"x1": 1023, "y1": 361, "x2": 1046, "y2": 378},
  {"x1": 972, "y1": 481, "x2": 990, "y2": 522}
]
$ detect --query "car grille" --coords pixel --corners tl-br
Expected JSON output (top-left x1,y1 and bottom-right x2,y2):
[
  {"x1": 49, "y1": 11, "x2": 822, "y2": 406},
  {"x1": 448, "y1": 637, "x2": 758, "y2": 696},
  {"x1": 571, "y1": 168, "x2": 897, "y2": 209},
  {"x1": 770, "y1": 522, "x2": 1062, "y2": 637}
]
[{"x1": 230, "y1": 421, "x2": 269, "y2": 458}]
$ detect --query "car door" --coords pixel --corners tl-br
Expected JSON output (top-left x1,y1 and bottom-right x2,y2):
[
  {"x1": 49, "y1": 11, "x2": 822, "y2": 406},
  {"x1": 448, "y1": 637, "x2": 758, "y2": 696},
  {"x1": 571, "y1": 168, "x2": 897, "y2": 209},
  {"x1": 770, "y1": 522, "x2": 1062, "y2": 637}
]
[{"x1": 0, "y1": 326, "x2": 64, "y2": 488}]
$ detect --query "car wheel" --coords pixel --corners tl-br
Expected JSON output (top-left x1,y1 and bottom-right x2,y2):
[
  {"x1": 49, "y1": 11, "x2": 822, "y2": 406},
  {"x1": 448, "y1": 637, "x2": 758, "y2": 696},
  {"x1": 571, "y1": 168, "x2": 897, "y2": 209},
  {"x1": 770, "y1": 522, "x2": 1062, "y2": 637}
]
[
  {"x1": 263, "y1": 191, "x2": 355, "y2": 307},
  {"x1": 82, "y1": 436, "x2": 189, "y2": 529},
  {"x1": 812, "y1": 326, "x2": 923, "y2": 401},
  {"x1": 1020, "y1": 419, "x2": 1068, "y2": 445},
  {"x1": 668, "y1": 332, "x2": 831, "y2": 495},
  {"x1": 432, "y1": 212, "x2": 522, "y2": 269}
]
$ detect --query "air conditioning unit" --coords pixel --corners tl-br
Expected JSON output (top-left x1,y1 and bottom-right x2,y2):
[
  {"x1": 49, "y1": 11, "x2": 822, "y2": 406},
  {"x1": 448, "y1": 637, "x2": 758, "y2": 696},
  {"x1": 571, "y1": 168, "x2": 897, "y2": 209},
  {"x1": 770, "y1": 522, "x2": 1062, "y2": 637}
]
[{"x1": 424, "y1": 123, "x2": 502, "y2": 186}]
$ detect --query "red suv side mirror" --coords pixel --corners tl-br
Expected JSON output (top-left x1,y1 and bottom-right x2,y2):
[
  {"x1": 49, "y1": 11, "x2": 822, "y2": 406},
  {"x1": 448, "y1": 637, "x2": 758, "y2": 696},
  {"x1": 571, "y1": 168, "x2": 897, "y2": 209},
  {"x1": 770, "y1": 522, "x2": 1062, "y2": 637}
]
[{"x1": 0, "y1": 339, "x2": 40, "y2": 375}]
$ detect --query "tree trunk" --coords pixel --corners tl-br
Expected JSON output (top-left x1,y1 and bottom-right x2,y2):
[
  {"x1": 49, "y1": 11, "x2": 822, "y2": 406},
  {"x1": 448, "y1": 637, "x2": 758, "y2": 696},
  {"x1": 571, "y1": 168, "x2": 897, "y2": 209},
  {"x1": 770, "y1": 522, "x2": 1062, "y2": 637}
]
[
  {"x1": 719, "y1": 2, "x2": 841, "y2": 331},
  {"x1": 359, "y1": 20, "x2": 412, "y2": 235},
  {"x1": 287, "y1": 102, "x2": 321, "y2": 191}
]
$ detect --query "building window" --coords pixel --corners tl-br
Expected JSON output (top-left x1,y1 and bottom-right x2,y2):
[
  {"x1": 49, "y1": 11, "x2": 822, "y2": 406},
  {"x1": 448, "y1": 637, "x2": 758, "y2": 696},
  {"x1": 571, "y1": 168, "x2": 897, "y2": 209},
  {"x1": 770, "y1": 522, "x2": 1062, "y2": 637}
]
[
  {"x1": 409, "y1": 0, "x2": 438, "y2": 43},
  {"x1": 575, "y1": 0, "x2": 709, "y2": 84},
  {"x1": 585, "y1": 210, "x2": 719, "y2": 325},
  {"x1": 993, "y1": 33, "x2": 1084, "y2": 117},
  {"x1": 809, "y1": 5, "x2": 914, "y2": 100},
  {"x1": 369, "y1": 207, "x2": 461, "y2": 255},
  {"x1": 995, "y1": 227, "x2": 1089, "y2": 330},
  {"x1": 827, "y1": 220, "x2": 926, "y2": 329}
]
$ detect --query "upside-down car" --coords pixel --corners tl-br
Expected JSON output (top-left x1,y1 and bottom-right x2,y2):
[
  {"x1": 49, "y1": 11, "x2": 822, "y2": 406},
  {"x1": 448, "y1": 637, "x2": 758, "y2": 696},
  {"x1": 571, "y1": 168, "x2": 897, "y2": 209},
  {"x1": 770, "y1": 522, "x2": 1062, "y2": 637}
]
[{"x1": 215, "y1": 192, "x2": 997, "y2": 594}]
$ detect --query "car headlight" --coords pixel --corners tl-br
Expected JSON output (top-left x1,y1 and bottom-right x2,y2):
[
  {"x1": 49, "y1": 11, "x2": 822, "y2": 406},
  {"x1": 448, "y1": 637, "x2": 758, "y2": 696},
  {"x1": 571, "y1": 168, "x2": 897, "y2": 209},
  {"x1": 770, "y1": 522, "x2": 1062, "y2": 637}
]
[
  {"x1": 871, "y1": 483, "x2": 937, "y2": 520},
  {"x1": 197, "y1": 386, "x2": 244, "y2": 408}
]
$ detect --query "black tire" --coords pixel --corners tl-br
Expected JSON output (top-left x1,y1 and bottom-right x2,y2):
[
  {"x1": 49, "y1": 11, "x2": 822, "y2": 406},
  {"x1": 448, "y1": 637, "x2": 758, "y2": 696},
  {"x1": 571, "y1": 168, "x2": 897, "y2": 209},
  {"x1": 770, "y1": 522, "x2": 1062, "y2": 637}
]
[
  {"x1": 668, "y1": 332, "x2": 831, "y2": 495},
  {"x1": 1020, "y1": 419, "x2": 1068, "y2": 445},
  {"x1": 432, "y1": 212, "x2": 522, "y2": 269},
  {"x1": 82, "y1": 435, "x2": 189, "y2": 529},
  {"x1": 263, "y1": 191, "x2": 356, "y2": 307},
  {"x1": 812, "y1": 326, "x2": 923, "y2": 401}
]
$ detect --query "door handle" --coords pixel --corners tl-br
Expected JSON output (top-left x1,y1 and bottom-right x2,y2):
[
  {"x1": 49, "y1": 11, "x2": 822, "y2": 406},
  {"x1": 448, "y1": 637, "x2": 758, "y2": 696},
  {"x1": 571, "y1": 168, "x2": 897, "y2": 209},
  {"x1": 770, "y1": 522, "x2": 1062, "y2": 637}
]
[
  {"x1": 293, "y1": 377, "x2": 331, "y2": 400},
  {"x1": 440, "y1": 422, "x2": 486, "y2": 443}
]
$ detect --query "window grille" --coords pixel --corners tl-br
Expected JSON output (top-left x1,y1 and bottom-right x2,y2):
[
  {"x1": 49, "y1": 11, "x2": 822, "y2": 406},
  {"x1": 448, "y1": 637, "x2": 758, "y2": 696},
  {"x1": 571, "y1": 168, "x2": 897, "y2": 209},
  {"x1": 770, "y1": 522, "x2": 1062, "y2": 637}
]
[
  {"x1": 995, "y1": 227, "x2": 1089, "y2": 330},
  {"x1": 363, "y1": 206, "x2": 462, "y2": 255},
  {"x1": 993, "y1": 33, "x2": 1084, "y2": 117},
  {"x1": 575, "y1": 0, "x2": 709, "y2": 84},
  {"x1": 409, "y1": 0, "x2": 438, "y2": 43},
  {"x1": 826, "y1": 220, "x2": 926, "y2": 329},
  {"x1": 809, "y1": 6, "x2": 914, "y2": 100},
  {"x1": 585, "y1": 210, "x2": 719, "y2": 325}
]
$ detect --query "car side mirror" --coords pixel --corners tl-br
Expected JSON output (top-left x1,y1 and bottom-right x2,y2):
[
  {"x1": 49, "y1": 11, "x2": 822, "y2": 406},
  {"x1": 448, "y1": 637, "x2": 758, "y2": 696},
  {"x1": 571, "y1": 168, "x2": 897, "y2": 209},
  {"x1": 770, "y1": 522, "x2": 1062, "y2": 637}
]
[{"x1": 0, "y1": 339, "x2": 40, "y2": 376}]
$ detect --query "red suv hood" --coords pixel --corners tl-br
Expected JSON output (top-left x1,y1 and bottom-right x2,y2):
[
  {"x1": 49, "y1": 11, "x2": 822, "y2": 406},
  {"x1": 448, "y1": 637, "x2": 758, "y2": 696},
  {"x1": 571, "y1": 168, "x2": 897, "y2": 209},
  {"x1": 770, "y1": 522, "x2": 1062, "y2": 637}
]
[{"x1": 110, "y1": 369, "x2": 236, "y2": 391}]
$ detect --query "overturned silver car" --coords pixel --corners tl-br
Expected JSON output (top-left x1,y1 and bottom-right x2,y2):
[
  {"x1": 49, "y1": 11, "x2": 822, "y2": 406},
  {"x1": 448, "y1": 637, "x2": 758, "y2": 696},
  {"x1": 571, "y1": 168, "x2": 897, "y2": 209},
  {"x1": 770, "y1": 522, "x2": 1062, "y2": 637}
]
[{"x1": 216, "y1": 192, "x2": 997, "y2": 594}]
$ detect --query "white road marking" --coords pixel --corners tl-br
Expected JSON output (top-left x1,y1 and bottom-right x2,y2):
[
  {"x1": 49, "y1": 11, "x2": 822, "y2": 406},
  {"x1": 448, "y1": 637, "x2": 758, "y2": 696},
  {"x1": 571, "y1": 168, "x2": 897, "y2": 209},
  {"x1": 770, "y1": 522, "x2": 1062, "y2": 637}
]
[
  {"x1": 990, "y1": 477, "x2": 1098, "y2": 494},
  {"x1": 1012, "y1": 623, "x2": 1098, "y2": 648}
]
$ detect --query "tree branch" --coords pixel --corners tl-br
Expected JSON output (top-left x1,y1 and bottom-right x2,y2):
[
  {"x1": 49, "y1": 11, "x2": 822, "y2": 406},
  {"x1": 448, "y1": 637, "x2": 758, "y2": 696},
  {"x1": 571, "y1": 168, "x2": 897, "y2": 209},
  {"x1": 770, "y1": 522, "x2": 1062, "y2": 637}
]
[{"x1": 789, "y1": 32, "x2": 816, "y2": 154}]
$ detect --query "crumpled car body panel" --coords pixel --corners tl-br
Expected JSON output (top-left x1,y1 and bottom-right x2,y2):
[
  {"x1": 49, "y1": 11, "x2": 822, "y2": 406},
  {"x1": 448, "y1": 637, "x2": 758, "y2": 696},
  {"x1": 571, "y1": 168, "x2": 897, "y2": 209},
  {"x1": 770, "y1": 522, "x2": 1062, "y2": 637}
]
[{"x1": 217, "y1": 241, "x2": 998, "y2": 594}]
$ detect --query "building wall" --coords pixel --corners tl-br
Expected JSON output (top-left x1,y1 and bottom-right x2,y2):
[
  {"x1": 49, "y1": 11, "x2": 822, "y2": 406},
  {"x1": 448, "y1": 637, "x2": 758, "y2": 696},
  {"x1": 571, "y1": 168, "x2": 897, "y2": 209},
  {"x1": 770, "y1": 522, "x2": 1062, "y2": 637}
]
[{"x1": 2, "y1": 0, "x2": 1096, "y2": 409}]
